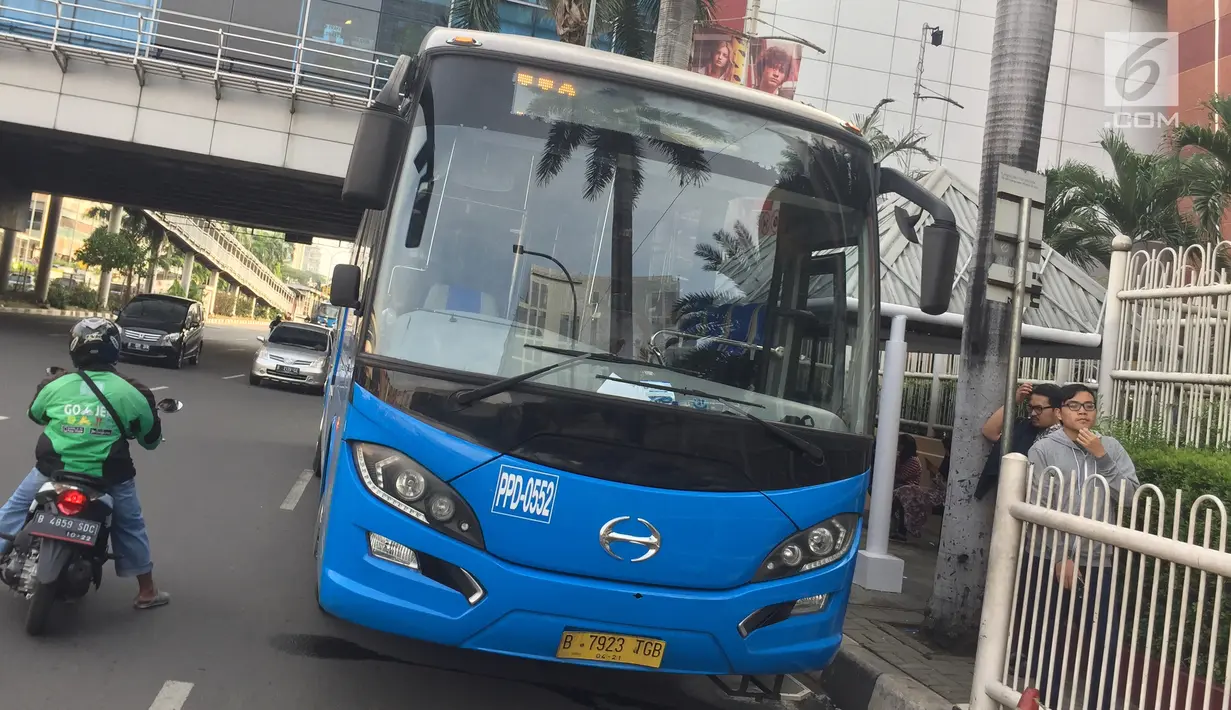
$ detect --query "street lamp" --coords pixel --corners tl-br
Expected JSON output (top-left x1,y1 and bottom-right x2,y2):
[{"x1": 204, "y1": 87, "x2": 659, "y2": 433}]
[
  {"x1": 905, "y1": 23, "x2": 964, "y2": 174},
  {"x1": 512, "y1": 244, "x2": 579, "y2": 343}
]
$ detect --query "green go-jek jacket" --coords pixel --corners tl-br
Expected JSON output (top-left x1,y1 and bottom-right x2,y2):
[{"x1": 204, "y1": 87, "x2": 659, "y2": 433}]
[{"x1": 27, "y1": 368, "x2": 162, "y2": 484}]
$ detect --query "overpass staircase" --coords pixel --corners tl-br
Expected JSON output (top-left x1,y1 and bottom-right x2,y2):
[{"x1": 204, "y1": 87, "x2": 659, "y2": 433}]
[{"x1": 146, "y1": 211, "x2": 296, "y2": 314}]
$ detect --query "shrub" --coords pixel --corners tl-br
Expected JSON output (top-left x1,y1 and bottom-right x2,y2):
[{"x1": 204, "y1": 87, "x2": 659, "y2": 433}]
[
  {"x1": 1107, "y1": 437, "x2": 1231, "y2": 683},
  {"x1": 46, "y1": 282, "x2": 100, "y2": 311}
]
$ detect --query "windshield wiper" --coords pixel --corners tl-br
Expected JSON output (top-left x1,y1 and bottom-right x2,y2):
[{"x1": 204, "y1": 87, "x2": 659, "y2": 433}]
[
  {"x1": 452, "y1": 344, "x2": 633, "y2": 406},
  {"x1": 601, "y1": 377, "x2": 828, "y2": 466}
]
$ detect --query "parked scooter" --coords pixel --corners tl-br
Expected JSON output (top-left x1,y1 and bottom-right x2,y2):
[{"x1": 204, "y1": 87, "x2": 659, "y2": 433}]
[{"x1": 0, "y1": 366, "x2": 182, "y2": 635}]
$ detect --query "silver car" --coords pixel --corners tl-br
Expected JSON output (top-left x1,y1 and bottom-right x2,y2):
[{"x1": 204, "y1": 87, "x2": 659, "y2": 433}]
[{"x1": 250, "y1": 322, "x2": 333, "y2": 394}]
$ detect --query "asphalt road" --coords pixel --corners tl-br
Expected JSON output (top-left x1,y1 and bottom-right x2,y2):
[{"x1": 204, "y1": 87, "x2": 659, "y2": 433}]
[{"x1": 0, "y1": 312, "x2": 837, "y2": 710}]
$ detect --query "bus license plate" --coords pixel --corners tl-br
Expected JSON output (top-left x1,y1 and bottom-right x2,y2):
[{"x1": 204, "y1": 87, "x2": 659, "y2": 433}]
[
  {"x1": 275, "y1": 365, "x2": 300, "y2": 375},
  {"x1": 555, "y1": 631, "x2": 666, "y2": 669},
  {"x1": 27, "y1": 512, "x2": 101, "y2": 547}
]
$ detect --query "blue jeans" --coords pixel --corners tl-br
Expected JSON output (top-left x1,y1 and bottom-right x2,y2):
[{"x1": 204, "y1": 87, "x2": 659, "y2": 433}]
[{"x1": 0, "y1": 468, "x2": 154, "y2": 577}]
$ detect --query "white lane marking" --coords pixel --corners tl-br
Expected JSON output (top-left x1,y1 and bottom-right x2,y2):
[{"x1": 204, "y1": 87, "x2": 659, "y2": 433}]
[
  {"x1": 149, "y1": 386, "x2": 168, "y2": 392},
  {"x1": 0, "y1": 416, "x2": 9, "y2": 422},
  {"x1": 148, "y1": 681, "x2": 194, "y2": 710},
  {"x1": 280, "y1": 469, "x2": 315, "y2": 511},
  {"x1": 222, "y1": 374, "x2": 245, "y2": 380}
]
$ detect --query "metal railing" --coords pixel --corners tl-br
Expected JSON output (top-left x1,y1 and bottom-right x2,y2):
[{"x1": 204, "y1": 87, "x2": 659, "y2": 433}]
[
  {"x1": 0, "y1": 0, "x2": 396, "y2": 110},
  {"x1": 1103, "y1": 241, "x2": 1231, "y2": 449},
  {"x1": 971, "y1": 454, "x2": 1231, "y2": 710},
  {"x1": 147, "y1": 211, "x2": 295, "y2": 314}
]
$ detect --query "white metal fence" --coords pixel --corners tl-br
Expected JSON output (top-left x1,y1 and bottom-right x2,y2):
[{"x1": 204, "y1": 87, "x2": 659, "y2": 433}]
[
  {"x1": 885, "y1": 353, "x2": 1100, "y2": 437},
  {"x1": 0, "y1": 0, "x2": 395, "y2": 110},
  {"x1": 1104, "y1": 242, "x2": 1231, "y2": 449},
  {"x1": 971, "y1": 454, "x2": 1231, "y2": 710}
]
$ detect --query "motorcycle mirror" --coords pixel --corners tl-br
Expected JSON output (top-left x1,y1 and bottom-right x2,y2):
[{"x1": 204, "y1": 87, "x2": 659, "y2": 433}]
[
  {"x1": 156, "y1": 398, "x2": 183, "y2": 413},
  {"x1": 46, "y1": 366, "x2": 66, "y2": 376}
]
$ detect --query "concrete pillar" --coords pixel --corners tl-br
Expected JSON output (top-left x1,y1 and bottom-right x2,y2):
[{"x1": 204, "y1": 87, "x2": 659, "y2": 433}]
[
  {"x1": 248, "y1": 296, "x2": 257, "y2": 318},
  {"x1": 180, "y1": 251, "x2": 195, "y2": 295},
  {"x1": 97, "y1": 204, "x2": 123, "y2": 308},
  {"x1": 206, "y1": 270, "x2": 220, "y2": 315},
  {"x1": 143, "y1": 231, "x2": 164, "y2": 294},
  {"x1": 228, "y1": 284, "x2": 238, "y2": 316},
  {"x1": 34, "y1": 195, "x2": 63, "y2": 304},
  {"x1": 0, "y1": 228, "x2": 16, "y2": 296}
]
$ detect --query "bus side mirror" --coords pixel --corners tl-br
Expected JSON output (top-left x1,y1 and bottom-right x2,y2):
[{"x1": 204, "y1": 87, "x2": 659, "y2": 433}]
[
  {"x1": 330, "y1": 264, "x2": 363, "y2": 309},
  {"x1": 342, "y1": 54, "x2": 416, "y2": 210},
  {"x1": 919, "y1": 224, "x2": 960, "y2": 315},
  {"x1": 343, "y1": 108, "x2": 411, "y2": 210},
  {"x1": 878, "y1": 167, "x2": 960, "y2": 316}
]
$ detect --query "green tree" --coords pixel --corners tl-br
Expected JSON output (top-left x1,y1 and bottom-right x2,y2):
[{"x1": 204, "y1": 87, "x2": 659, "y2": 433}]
[
  {"x1": 1042, "y1": 133, "x2": 1199, "y2": 270},
  {"x1": 850, "y1": 98, "x2": 935, "y2": 172},
  {"x1": 74, "y1": 226, "x2": 147, "y2": 304},
  {"x1": 1170, "y1": 95, "x2": 1231, "y2": 235}
]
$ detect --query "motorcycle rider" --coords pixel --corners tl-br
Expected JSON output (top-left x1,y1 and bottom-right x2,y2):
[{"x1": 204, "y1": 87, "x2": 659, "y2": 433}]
[{"x1": 0, "y1": 318, "x2": 170, "y2": 610}]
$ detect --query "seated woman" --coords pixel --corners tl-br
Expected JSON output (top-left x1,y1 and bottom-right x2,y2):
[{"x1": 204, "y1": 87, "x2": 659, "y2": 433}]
[
  {"x1": 894, "y1": 433, "x2": 922, "y2": 488},
  {"x1": 892, "y1": 437, "x2": 949, "y2": 541}
]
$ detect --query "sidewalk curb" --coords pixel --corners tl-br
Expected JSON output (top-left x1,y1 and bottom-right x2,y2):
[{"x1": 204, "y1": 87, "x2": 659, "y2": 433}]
[
  {"x1": 0, "y1": 306, "x2": 110, "y2": 318},
  {"x1": 0, "y1": 305, "x2": 267, "y2": 327},
  {"x1": 812, "y1": 635, "x2": 955, "y2": 710}
]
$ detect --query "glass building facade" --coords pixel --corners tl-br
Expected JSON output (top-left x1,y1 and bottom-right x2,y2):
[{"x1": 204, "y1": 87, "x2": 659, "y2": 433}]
[{"x1": 0, "y1": 0, "x2": 566, "y2": 56}]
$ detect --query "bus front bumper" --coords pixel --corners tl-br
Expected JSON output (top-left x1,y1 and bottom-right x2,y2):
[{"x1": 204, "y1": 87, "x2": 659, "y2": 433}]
[{"x1": 317, "y1": 465, "x2": 856, "y2": 676}]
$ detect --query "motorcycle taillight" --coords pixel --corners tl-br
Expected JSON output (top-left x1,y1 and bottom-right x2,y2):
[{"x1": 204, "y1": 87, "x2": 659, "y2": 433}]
[{"x1": 56, "y1": 489, "x2": 88, "y2": 516}]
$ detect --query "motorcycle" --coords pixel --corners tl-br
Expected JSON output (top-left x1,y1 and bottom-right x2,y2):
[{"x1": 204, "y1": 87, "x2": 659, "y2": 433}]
[{"x1": 0, "y1": 366, "x2": 182, "y2": 635}]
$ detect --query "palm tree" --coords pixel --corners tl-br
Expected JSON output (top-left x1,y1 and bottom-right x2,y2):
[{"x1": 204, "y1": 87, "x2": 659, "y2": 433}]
[
  {"x1": 927, "y1": 0, "x2": 1061, "y2": 648},
  {"x1": 450, "y1": 0, "x2": 714, "y2": 60},
  {"x1": 529, "y1": 89, "x2": 725, "y2": 355},
  {"x1": 849, "y1": 98, "x2": 935, "y2": 171},
  {"x1": 1170, "y1": 95, "x2": 1231, "y2": 236},
  {"x1": 1041, "y1": 132, "x2": 1199, "y2": 270}
]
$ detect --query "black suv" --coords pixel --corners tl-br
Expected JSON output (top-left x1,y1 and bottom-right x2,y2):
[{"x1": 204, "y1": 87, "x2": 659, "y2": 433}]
[{"x1": 114, "y1": 294, "x2": 206, "y2": 368}]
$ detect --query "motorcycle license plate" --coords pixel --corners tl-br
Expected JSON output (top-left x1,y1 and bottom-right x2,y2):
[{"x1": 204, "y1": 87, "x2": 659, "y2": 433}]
[
  {"x1": 27, "y1": 512, "x2": 101, "y2": 547},
  {"x1": 275, "y1": 365, "x2": 300, "y2": 375}
]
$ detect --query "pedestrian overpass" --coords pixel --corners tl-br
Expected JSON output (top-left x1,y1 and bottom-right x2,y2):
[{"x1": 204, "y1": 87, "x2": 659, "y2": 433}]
[
  {"x1": 0, "y1": 0, "x2": 392, "y2": 238},
  {"x1": 147, "y1": 210, "x2": 296, "y2": 315}
]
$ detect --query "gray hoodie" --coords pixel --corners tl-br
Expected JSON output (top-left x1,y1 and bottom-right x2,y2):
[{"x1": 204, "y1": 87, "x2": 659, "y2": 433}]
[{"x1": 1026, "y1": 428, "x2": 1139, "y2": 567}]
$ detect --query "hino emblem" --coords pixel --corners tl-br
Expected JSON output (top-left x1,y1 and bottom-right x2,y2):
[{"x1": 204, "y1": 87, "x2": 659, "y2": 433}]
[{"x1": 598, "y1": 516, "x2": 662, "y2": 563}]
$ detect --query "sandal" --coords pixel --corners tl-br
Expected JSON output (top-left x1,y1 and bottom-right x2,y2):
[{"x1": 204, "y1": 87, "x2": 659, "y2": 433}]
[{"x1": 134, "y1": 590, "x2": 171, "y2": 610}]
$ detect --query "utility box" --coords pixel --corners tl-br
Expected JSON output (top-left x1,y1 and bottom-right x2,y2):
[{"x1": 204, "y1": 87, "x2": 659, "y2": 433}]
[{"x1": 987, "y1": 165, "x2": 1046, "y2": 307}]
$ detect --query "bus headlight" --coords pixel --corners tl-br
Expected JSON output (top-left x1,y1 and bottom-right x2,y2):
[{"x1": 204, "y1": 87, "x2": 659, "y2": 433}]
[
  {"x1": 752, "y1": 514, "x2": 858, "y2": 583},
  {"x1": 352, "y1": 442, "x2": 484, "y2": 549}
]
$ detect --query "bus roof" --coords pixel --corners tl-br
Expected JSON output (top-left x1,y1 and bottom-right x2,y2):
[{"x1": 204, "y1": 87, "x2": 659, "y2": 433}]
[{"x1": 419, "y1": 28, "x2": 868, "y2": 150}]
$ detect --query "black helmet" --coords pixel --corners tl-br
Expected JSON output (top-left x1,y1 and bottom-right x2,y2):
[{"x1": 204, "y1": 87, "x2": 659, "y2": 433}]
[{"x1": 69, "y1": 317, "x2": 122, "y2": 369}]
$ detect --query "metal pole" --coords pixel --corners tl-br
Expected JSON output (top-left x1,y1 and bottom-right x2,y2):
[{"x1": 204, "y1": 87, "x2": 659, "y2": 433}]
[
  {"x1": 905, "y1": 24, "x2": 929, "y2": 175},
  {"x1": 1000, "y1": 197, "x2": 1033, "y2": 453},
  {"x1": 866, "y1": 314, "x2": 908, "y2": 558},
  {"x1": 584, "y1": 0, "x2": 598, "y2": 48},
  {"x1": 968, "y1": 453, "x2": 1028, "y2": 710},
  {"x1": 1097, "y1": 235, "x2": 1133, "y2": 417}
]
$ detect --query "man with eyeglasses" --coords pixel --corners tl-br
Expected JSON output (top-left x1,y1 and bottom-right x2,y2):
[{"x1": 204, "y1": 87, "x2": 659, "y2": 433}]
[
  {"x1": 973, "y1": 382, "x2": 1063, "y2": 500},
  {"x1": 1019, "y1": 383, "x2": 1138, "y2": 710}
]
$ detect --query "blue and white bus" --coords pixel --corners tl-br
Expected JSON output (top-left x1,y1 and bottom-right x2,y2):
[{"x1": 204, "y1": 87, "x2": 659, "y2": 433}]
[
  {"x1": 312, "y1": 29, "x2": 959, "y2": 678},
  {"x1": 312, "y1": 303, "x2": 341, "y2": 328}
]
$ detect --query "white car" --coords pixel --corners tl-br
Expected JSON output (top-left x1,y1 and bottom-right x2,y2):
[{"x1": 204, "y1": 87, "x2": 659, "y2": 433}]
[{"x1": 250, "y1": 322, "x2": 333, "y2": 395}]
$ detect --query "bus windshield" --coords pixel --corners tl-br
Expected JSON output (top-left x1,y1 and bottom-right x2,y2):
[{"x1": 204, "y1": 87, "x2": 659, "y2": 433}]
[
  {"x1": 365, "y1": 55, "x2": 879, "y2": 435},
  {"x1": 316, "y1": 305, "x2": 341, "y2": 319}
]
